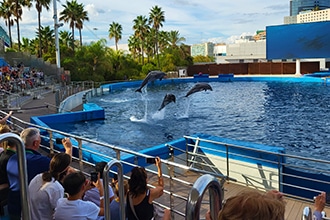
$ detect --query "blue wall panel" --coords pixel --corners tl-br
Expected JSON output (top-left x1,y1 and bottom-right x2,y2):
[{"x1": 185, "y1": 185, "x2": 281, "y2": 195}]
[{"x1": 266, "y1": 21, "x2": 330, "y2": 59}]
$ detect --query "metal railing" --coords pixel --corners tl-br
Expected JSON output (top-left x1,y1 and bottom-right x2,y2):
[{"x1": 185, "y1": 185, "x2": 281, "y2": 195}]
[{"x1": 2, "y1": 111, "x2": 330, "y2": 219}]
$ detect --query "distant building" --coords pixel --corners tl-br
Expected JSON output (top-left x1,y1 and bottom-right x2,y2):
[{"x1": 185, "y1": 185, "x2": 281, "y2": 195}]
[
  {"x1": 284, "y1": 8, "x2": 330, "y2": 24},
  {"x1": 190, "y1": 42, "x2": 214, "y2": 57},
  {"x1": 225, "y1": 39, "x2": 266, "y2": 63},
  {"x1": 290, "y1": 0, "x2": 330, "y2": 16}
]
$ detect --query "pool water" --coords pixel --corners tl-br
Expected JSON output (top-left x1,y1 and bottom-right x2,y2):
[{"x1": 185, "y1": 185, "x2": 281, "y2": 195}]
[{"x1": 60, "y1": 81, "x2": 330, "y2": 159}]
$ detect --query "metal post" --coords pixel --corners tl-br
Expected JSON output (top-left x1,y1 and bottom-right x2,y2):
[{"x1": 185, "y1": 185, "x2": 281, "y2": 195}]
[
  {"x1": 186, "y1": 174, "x2": 223, "y2": 220},
  {"x1": 103, "y1": 160, "x2": 125, "y2": 220},
  {"x1": 0, "y1": 133, "x2": 31, "y2": 220}
]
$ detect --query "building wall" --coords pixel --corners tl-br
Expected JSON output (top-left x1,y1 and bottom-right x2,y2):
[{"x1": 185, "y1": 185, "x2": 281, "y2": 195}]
[
  {"x1": 290, "y1": 0, "x2": 330, "y2": 16},
  {"x1": 191, "y1": 42, "x2": 215, "y2": 57},
  {"x1": 297, "y1": 8, "x2": 330, "y2": 22},
  {"x1": 225, "y1": 40, "x2": 266, "y2": 63}
]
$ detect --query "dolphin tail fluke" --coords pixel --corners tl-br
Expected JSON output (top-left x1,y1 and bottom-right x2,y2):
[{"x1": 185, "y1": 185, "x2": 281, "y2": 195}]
[{"x1": 135, "y1": 88, "x2": 142, "y2": 93}]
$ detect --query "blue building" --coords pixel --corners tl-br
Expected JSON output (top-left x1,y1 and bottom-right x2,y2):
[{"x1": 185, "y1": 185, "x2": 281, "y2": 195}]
[{"x1": 290, "y1": 0, "x2": 330, "y2": 16}]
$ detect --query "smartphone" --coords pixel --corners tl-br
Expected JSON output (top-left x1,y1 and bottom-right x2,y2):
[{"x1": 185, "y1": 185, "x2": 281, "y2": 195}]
[
  {"x1": 146, "y1": 157, "x2": 156, "y2": 164},
  {"x1": 55, "y1": 138, "x2": 63, "y2": 144},
  {"x1": 90, "y1": 172, "x2": 98, "y2": 182}
]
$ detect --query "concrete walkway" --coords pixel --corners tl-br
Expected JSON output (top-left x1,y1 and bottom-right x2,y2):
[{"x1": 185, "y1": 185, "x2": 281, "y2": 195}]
[{"x1": 12, "y1": 91, "x2": 58, "y2": 122}]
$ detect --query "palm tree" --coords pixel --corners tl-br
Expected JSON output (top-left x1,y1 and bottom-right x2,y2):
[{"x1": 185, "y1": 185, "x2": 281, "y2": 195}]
[
  {"x1": 128, "y1": 35, "x2": 140, "y2": 60},
  {"x1": 60, "y1": 0, "x2": 88, "y2": 50},
  {"x1": 132, "y1": 15, "x2": 149, "y2": 65},
  {"x1": 149, "y1": 5, "x2": 165, "y2": 68},
  {"x1": 168, "y1": 30, "x2": 186, "y2": 47},
  {"x1": 75, "y1": 2, "x2": 88, "y2": 46},
  {"x1": 59, "y1": 30, "x2": 73, "y2": 48},
  {"x1": 0, "y1": 0, "x2": 15, "y2": 47},
  {"x1": 11, "y1": 0, "x2": 32, "y2": 51},
  {"x1": 34, "y1": 0, "x2": 51, "y2": 57},
  {"x1": 108, "y1": 21, "x2": 122, "y2": 51},
  {"x1": 36, "y1": 25, "x2": 54, "y2": 54}
]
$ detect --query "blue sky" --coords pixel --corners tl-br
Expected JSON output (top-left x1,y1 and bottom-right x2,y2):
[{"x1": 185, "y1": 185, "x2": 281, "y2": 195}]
[{"x1": 0, "y1": 0, "x2": 289, "y2": 46}]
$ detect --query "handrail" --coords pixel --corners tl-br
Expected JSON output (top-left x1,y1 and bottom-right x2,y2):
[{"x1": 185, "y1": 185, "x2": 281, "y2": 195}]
[
  {"x1": 103, "y1": 159, "x2": 125, "y2": 220},
  {"x1": 186, "y1": 174, "x2": 223, "y2": 220},
  {"x1": 0, "y1": 133, "x2": 31, "y2": 220}
]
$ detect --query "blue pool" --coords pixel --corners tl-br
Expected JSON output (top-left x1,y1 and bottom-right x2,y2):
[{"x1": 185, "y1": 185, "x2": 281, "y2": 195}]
[{"x1": 54, "y1": 80, "x2": 330, "y2": 160}]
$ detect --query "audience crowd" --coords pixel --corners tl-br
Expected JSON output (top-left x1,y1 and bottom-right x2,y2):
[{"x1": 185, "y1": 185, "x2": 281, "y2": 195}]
[{"x1": 0, "y1": 62, "x2": 45, "y2": 93}]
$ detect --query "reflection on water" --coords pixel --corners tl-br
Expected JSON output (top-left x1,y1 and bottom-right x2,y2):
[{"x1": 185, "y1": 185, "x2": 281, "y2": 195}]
[{"x1": 57, "y1": 81, "x2": 330, "y2": 159}]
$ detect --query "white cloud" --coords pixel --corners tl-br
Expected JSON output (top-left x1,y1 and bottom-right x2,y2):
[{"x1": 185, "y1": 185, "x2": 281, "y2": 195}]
[{"x1": 0, "y1": 0, "x2": 289, "y2": 46}]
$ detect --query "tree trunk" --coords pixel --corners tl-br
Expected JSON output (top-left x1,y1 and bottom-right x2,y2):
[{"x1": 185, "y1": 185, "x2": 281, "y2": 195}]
[
  {"x1": 38, "y1": 11, "x2": 42, "y2": 57},
  {"x1": 7, "y1": 18, "x2": 12, "y2": 47}
]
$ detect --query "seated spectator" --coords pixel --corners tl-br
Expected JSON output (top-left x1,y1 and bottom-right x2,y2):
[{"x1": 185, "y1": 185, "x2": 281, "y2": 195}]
[
  {"x1": 205, "y1": 190, "x2": 285, "y2": 220},
  {"x1": 126, "y1": 156, "x2": 171, "y2": 220},
  {"x1": 54, "y1": 171, "x2": 104, "y2": 220},
  {"x1": 110, "y1": 179, "x2": 129, "y2": 220},
  {"x1": 84, "y1": 162, "x2": 115, "y2": 206},
  {"x1": 29, "y1": 153, "x2": 73, "y2": 220}
]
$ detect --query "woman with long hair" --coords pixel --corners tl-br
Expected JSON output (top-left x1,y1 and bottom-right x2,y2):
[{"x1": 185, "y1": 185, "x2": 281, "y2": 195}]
[
  {"x1": 28, "y1": 153, "x2": 72, "y2": 219},
  {"x1": 126, "y1": 156, "x2": 170, "y2": 220}
]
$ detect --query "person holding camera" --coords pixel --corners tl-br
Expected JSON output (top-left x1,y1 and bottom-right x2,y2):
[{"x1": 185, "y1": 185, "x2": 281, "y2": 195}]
[
  {"x1": 54, "y1": 171, "x2": 105, "y2": 219},
  {"x1": 126, "y1": 156, "x2": 171, "y2": 220},
  {"x1": 83, "y1": 161, "x2": 115, "y2": 218}
]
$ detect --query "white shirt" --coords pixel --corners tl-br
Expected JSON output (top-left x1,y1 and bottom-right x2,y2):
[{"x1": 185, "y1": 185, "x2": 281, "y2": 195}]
[
  {"x1": 29, "y1": 173, "x2": 64, "y2": 220},
  {"x1": 54, "y1": 198, "x2": 100, "y2": 220},
  {"x1": 83, "y1": 179, "x2": 115, "y2": 206}
]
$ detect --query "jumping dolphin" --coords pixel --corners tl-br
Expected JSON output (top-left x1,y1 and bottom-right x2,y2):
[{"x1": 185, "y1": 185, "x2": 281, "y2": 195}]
[
  {"x1": 185, "y1": 83, "x2": 213, "y2": 97},
  {"x1": 158, "y1": 94, "x2": 176, "y2": 111},
  {"x1": 135, "y1": 71, "x2": 166, "y2": 93}
]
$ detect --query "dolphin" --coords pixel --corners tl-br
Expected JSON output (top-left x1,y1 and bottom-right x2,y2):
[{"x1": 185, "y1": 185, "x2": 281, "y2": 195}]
[
  {"x1": 158, "y1": 94, "x2": 176, "y2": 111},
  {"x1": 135, "y1": 71, "x2": 166, "y2": 93},
  {"x1": 185, "y1": 83, "x2": 213, "y2": 97}
]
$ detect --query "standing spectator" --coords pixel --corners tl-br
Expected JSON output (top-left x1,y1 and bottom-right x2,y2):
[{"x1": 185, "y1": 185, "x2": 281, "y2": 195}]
[
  {"x1": 126, "y1": 157, "x2": 171, "y2": 220},
  {"x1": 6, "y1": 127, "x2": 72, "y2": 220},
  {"x1": 54, "y1": 171, "x2": 104, "y2": 220},
  {"x1": 29, "y1": 153, "x2": 72, "y2": 220}
]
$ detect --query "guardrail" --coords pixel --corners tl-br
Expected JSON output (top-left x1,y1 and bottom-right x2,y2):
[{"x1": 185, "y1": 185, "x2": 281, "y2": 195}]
[{"x1": 1, "y1": 111, "x2": 330, "y2": 219}]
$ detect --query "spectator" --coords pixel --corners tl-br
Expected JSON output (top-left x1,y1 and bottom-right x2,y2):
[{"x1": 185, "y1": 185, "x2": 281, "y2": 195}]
[
  {"x1": 0, "y1": 127, "x2": 16, "y2": 216},
  {"x1": 6, "y1": 127, "x2": 72, "y2": 220},
  {"x1": 0, "y1": 111, "x2": 12, "y2": 125},
  {"x1": 54, "y1": 171, "x2": 104, "y2": 220},
  {"x1": 84, "y1": 162, "x2": 115, "y2": 208},
  {"x1": 312, "y1": 192, "x2": 326, "y2": 220},
  {"x1": 126, "y1": 157, "x2": 171, "y2": 220},
  {"x1": 205, "y1": 190, "x2": 285, "y2": 220},
  {"x1": 29, "y1": 153, "x2": 73, "y2": 220},
  {"x1": 110, "y1": 179, "x2": 129, "y2": 220}
]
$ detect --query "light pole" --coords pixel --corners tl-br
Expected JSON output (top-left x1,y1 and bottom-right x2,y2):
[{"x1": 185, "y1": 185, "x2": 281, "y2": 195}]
[{"x1": 53, "y1": 0, "x2": 62, "y2": 72}]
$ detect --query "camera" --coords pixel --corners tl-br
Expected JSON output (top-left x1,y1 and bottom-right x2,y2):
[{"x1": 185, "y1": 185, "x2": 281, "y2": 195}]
[
  {"x1": 55, "y1": 138, "x2": 63, "y2": 144},
  {"x1": 146, "y1": 157, "x2": 156, "y2": 164},
  {"x1": 90, "y1": 172, "x2": 98, "y2": 182}
]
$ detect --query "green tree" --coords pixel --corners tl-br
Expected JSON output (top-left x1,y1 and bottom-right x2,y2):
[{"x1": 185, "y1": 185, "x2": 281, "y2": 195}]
[
  {"x1": 149, "y1": 5, "x2": 165, "y2": 68},
  {"x1": 34, "y1": 0, "x2": 51, "y2": 57},
  {"x1": 128, "y1": 35, "x2": 140, "y2": 60},
  {"x1": 60, "y1": 0, "x2": 88, "y2": 50},
  {"x1": 75, "y1": 2, "x2": 88, "y2": 46},
  {"x1": 10, "y1": 0, "x2": 32, "y2": 51},
  {"x1": 168, "y1": 30, "x2": 185, "y2": 47},
  {"x1": 108, "y1": 22, "x2": 122, "y2": 51},
  {"x1": 132, "y1": 15, "x2": 149, "y2": 65},
  {"x1": 0, "y1": 0, "x2": 15, "y2": 47},
  {"x1": 37, "y1": 25, "x2": 54, "y2": 54}
]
